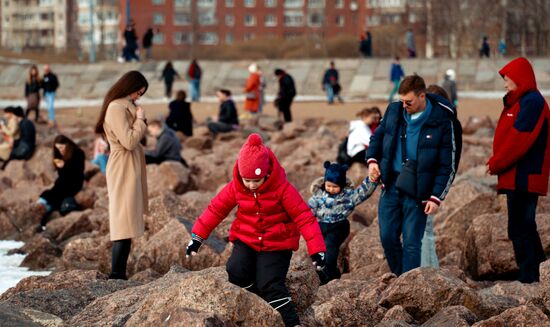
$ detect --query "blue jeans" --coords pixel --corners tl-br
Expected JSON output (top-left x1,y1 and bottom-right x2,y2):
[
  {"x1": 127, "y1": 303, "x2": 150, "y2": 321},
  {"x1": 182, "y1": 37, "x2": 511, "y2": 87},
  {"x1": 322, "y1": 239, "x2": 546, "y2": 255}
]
[
  {"x1": 421, "y1": 215, "x2": 439, "y2": 268},
  {"x1": 91, "y1": 154, "x2": 108, "y2": 174},
  {"x1": 324, "y1": 83, "x2": 334, "y2": 103},
  {"x1": 189, "y1": 79, "x2": 200, "y2": 102},
  {"x1": 45, "y1": 91, "x2": 56, "y2": 122},
  {"x1": 379, "y1": 182, "x2": 427, "y2": 276}
]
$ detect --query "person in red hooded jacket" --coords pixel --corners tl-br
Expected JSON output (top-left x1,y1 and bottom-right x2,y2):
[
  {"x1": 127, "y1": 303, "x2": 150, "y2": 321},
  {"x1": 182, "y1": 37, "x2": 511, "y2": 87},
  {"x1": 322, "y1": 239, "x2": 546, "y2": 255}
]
[
  {"x1": 186, "y1": 133, "x2": 326, "y2": 327},
  {"x1": 487, "y1": 57, "x2": 550, "y2": 283}
]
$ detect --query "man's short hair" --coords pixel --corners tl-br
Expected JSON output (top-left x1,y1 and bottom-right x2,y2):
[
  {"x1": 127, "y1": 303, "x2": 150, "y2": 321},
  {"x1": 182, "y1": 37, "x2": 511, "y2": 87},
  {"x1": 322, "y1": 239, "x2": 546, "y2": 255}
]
[
  {"x1": 218, "y1": 89, "x2": 231, "y2": 97},
  {"x1": 274, "y1": 68, "x2": 285, "y2": 76},
  {"x1": 398, "y1": 74, "x2": 426, "y2": 95},
  {"x1": 426, "y1": 84, "x2": 450, "y2": 101}
]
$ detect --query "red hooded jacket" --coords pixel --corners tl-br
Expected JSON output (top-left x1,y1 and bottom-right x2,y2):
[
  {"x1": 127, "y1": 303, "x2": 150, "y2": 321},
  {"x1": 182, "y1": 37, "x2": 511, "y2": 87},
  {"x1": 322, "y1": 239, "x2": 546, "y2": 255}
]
[
  {"x1": 192, "y1": 149, "x2": 326, "y2": 256},
  {"x1": 488, "y1": 57, "x2": 550, "y2": 195}
]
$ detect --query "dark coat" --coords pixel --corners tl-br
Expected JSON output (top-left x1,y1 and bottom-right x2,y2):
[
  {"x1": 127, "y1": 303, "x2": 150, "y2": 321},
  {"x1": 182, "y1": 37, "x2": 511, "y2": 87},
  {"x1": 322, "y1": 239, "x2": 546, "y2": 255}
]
[
  {"x1": 42, "y1": 73, "x2": 59, "y2": 93},
  {"x1": 277, "y1": 74, "x2": 296, "y2": 102},
  {"x1": 166, "y1": 100, "x2": 193, "y2": 136},
  {"x1": 11, "y1": 118, "x2": 36, "y2": 160},
  {"x1": 145, "y1": 127, "x2": 182, "y2": 162},
  {"x1": 143, "y1": 28, "x2": 154, "y2": 48},
  {"x1": 162, "y1": 66, "x2": 179, "y2": 84},
  {"x1": 40, "y1": 147, "x2": 85, "y2": 209},
  {"x1": 25, "y1": 79, "x2": 41, "y2": 97},
  {"x1": 219, "y1": 99, "x2": 239, "y2": 126},
  {"x1": 366, "y1": 94, "x2": 462, "y2": 204}
]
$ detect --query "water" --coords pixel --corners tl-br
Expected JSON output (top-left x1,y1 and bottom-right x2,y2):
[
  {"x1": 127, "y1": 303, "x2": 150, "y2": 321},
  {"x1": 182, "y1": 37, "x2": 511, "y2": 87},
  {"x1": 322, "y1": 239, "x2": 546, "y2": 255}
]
[{"x1": 0, "y1": 240, "x2": 51, "y2": 295}]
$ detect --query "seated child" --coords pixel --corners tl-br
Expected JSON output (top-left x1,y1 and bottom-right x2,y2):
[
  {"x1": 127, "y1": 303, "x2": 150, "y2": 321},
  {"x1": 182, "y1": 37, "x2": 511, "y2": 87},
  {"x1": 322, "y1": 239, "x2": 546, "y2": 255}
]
[
  {"x1": 185, "y1": 133, "x2": 326, "y2": 327},
  {"x1": 308, "y1": 161, "x2": 378, "y2": 284}
]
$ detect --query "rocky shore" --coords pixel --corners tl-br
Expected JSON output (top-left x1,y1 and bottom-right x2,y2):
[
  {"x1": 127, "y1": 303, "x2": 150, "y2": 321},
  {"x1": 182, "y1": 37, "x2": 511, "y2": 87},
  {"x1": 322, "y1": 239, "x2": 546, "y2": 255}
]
[{"x1": 0, "y1": 115, "x2": 549, "y2": 326}]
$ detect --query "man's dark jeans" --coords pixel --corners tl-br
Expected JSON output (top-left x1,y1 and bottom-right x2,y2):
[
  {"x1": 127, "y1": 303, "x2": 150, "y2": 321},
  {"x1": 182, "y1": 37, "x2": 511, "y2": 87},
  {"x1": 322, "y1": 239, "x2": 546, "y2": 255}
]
[
  {"x1": 507, "y1": 191, "x2": 547, "y2": 283},
  {"x1": 379, "y1": 182, "x2": 427, "y2": 276}
]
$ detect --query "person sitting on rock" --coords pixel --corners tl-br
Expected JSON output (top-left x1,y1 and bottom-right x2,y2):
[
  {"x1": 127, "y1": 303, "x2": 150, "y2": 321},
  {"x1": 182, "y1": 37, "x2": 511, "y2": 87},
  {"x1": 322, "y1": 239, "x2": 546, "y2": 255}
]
[
  {"x1": 91, "y1": 133, "x2": 109, "y2": 174},
  {"x1": 165, "y1": 90, "x2": 193, "y2": 137},
  {"x1": 145, "y1": 120, "x2": 187, "y2": 167},
  {"x1": 36, "y1": 134, "x2": 85, "y2": 232},
  {"x1": 308, "y1": 161, "x2": 378, "y2": 284},
  {"x1": 1, "y1": 106, "x2": 36, "y2": 170},
  {"x1": 0, "y1": 106, "x2": 21, "y2": 164},
  {"x1": 207, "y1": 89, "x2": 239, "y2": 136},
  {"x1": 185, "y1": 133, "x2": 326, "y2": 327}
]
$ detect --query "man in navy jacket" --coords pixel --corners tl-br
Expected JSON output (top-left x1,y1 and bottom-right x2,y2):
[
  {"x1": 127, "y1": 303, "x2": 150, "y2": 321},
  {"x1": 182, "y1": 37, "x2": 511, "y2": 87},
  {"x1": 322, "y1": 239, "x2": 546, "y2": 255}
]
[{"x1": 367, "y1": 74, "x2": 461, "y2": 276}]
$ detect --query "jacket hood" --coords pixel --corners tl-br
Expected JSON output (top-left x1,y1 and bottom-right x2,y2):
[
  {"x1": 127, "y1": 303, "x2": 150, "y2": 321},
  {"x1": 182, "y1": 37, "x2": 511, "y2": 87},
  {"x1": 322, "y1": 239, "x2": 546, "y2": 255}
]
[
  {"x1": 499, "y1": 57, "x2": 537, "y2": 105},
  {"x1": 349, "y1": 120, "x2": 366, "y2": 130},
  {"x1": 233, "y1": 148, "x2": 285, "y2": 192},
  {"x1": 309, "y1": 176, "x2": 354, "y2": 195}
]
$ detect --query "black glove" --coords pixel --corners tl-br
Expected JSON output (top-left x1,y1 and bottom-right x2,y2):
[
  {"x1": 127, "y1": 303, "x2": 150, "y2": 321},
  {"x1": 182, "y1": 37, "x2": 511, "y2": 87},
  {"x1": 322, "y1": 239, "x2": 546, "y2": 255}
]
[
  {"x1": 311, "y1": 252, "x2": 326, "y2": 271},
  {"x1": 185, "y1": 234, "x2": 204, "y2": 258}
]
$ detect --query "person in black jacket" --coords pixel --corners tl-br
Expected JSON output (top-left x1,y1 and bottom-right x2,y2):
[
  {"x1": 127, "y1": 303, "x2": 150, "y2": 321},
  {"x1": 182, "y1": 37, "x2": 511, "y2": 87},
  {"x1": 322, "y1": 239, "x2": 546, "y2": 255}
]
[
  {"x1": 123, "y1": 20, "x2": 139, "y2": 62},
  {"x1": 145, "y1": 120, "x2": 187, "y2": 166},
  {"x1": 160, "y1": 61, "x2": 180, "y2": 99},
  {"x1": 274, "y1": 68, "x2": 296, "y2": 123},
  {"x1": 25, "y1": 65, "x2": 42, "y2": 122},
  {"x1": 366, "y1": 75, "x2": 462, "y2": 276},
  {"x1": 166, "y1": 90, "x2": 193, "y2": 137},
  {"x1": 207, "y1": 89, "x2": 239, "y2": 135},
  {"x1": 36, "y1": 135, "x2": 85, "y2": 232},
  {"x1": 142, "y1": 27, "x2": 155, "y2": 60},
  {"x1": 42, "y1": 65, "x2": 60, "y2": 127}
]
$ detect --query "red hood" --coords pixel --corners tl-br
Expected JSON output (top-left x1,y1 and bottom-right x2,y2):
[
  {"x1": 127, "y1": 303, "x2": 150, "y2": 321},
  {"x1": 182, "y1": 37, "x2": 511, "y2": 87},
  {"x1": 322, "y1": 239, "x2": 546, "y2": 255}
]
[
  {"x1": 499, "y1": 57, "x2": 538, "y2": 106},
  {"x1": 233, "y1": 148, "x2": 286, "y2": 193}
]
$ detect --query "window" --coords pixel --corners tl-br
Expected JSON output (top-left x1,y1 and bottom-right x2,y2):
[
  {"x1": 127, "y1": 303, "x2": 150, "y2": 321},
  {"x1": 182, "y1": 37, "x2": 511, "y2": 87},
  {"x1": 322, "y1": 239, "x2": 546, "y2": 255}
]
[
  {"x1": 78, "y1": 12, "x2": 89, "y2": 24},
  {"x1": 244, "y1": 14, "x2": 256, "y2": 26},
  {"x1": 244, "y1": 33, "x2": 255, "y2": 41},
  {"x1": 308, "y1": 0, "x2": 324, "y2": 7},
  {"x1": 41, "y1": 13, "x2": 53, "y2": 21},
  {"x1": 198, "y1": 0, "x2": 216, "y2": 7},
  {"x1": 308, "y1": 12, "x2": 323, "y2": 26},
  {"x1": 199, "y1": 11, "x2": 216, "y2": 25},
  {"x1": 392, "y1": 14, "x2": 401, "y2": 23},
  {"x1": 225, "y1": 0, "x2": 234, "y2": 6},
  {"x1": 284, "y1": 11, "x2": 303, "y2": 26},
  {"x1": 335, "y1": 0, "x2": 343, "y2": 8},
  {"x1": 265, "y1": 0, "x2": 276, "y2": 7},
  {"x1": 153, "y1": 13, "x2": 165, "y2": 25},
  {"x1": 283, "y1": 0, "x2": 302, "y2": 8},
  {"x1": 153, "y1": 32, "x2": 165, "y2": 44},
  {"x1": 174, "y1": 12, "x2": 191, "y2": 25},
  {"x1": 225, "y1": 33, "x2": 234, "y2": 44},
  {"x1": 174, "y1": 0, "x2": 191, "y2": 6},
  {"x1": 152, "y1": 0, "x2": 164, "y2": 4},
  {"x1": 408, "y1": 12, "x2": 416, "y2": 23},
  {"x1": 225, "y1": 14, "x2": 234, "y2": 26},
  {"x1": 198, "y1": 32, "x2": 218, "y2": 45},
  {"x1": 335, "y1": 15, "x2": 344, "y2": 26},
  {"x1": 173, "y1": 32, "x2": 192, "y2": 44},
  {"x1": 367, "y1": 15, "x2": 380, "y2": 26},
  {"x1": 264, "y1": 14, "x2": 276, "y2": 26},
  {"x1": 244, "y1": 0, "x2": 255, "y2": 7},
  {"x1": 39, "y1": 0, "x2": 54, "y2": 5}
]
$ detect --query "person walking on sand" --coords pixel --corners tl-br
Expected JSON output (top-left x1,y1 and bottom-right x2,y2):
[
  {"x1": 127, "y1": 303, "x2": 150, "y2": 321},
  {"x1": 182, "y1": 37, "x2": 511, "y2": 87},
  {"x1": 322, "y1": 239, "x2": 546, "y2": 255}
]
[
  {"x1": 42, "y1": 64, "x2": 60, "y2": 128},
  {"x1": 95, "y1": 71, "x2": 149, "y2": 280},
  {"x1": 244, "y1": 63, "x2": 261, "y2": 116},
  {"x1": 25, "y1": 65, "x2": 42, "y2": 123}
]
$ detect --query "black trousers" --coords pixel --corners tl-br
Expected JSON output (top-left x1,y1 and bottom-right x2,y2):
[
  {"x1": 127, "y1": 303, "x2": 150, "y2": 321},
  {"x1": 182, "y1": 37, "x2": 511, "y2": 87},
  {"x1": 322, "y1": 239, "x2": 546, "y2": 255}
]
[
  {"x1": 507, "y1": 191, "x2": 546, "y2": 283},
  {"x1": 207, "y1": 121, "x2": 234, "y2": 135},
  {"x1": 318, "y1": 220, "x2": 350, "y2": 284},
  {"x1": 278, "y1": 99, "x2": 293, "y2": 122},
  {"x1": 226, "y1": 240, "x2": 300, "y2": 327},
  {"x1": 110, "y1": 238, "x2": 132, "y2": 280},
  {"x1": 164, "y1": 81, "x2": 173, "y2": 98}
]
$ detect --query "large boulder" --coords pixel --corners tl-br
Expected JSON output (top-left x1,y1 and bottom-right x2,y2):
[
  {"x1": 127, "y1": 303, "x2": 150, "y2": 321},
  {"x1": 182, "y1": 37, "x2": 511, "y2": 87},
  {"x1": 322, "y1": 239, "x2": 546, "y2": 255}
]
[
  {"x1": 421, "y1": 305, "x2": 477, "y2": 327},
  {"x1": 146, "y1": 161, "x2": 195, "y2": 197},
  {"x1": 9, "y1": 235, "x2": 62, "y2": 270},
  {"x1": 0, "y1": 302, "x2": 62, "y2": 327},
  {"x1": 61, "y1": 234, "x2": 111, "y2": 273},
  {"x1": 462, "y1": 213, "x2": 550, "y2": 280},
  {"x1": 378, "y1": 267, "x2": 482, "y2": 323},
  {"x1": 347, "y1": 219, "x2": 387, "y2": 273},
  {"x1": 472, "y1": 304, "x2": 550, "y2": 327},
  {"x1": 68, "y1": 267, "x2": 283, "y2": 326},
  {"x1": 44, "y1": 210, "x2": 94, "y2": 243}
]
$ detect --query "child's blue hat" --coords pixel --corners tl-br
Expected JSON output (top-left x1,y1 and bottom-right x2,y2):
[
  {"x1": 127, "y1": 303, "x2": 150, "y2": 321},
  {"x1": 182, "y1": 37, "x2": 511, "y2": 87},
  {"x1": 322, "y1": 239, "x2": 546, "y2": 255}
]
[{"x1": 323, "y1": 161, "x2": 348, "y2": 189}]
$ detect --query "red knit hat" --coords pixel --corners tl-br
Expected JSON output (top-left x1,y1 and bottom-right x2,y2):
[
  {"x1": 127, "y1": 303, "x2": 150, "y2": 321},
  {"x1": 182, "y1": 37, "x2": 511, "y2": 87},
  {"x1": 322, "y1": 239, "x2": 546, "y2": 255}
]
[{"x1": 238, "y1": 133, "x2": 270, "y2": 179}]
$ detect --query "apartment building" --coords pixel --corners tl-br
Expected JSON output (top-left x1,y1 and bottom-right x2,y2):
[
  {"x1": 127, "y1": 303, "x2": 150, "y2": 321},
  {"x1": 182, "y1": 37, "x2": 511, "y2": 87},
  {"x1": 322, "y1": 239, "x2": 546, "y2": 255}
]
[
  {"x1": 76, "y1": 0, "x2": 119, "y2": 56},
  {"x1": 1, "y1": 0, "x2": 74, "y2": 50}
]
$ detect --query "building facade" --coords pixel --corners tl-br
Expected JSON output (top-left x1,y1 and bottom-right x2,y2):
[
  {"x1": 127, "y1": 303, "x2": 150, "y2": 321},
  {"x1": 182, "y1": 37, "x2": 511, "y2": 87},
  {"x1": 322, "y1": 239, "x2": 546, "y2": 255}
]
[
  {"x1": 76, "y1": 0, "x2": 119, "y2": 57},
  {"x1": 1, "y1": 0, "x2": 73, "y2": 50}
]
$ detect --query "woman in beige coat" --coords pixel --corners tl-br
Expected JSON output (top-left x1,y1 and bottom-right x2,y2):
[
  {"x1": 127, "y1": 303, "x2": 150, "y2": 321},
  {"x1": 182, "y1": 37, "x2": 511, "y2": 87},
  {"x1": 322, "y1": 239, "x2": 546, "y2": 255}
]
[{"x1": 95, "y1": 70, "x2": 149, "y2": 280}]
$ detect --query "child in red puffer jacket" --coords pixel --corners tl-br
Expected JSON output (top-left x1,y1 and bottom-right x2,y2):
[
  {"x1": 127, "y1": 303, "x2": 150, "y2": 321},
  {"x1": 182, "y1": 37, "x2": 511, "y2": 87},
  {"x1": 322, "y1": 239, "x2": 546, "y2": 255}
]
[{"x1": 186, "y1": 133, "x2": 326, "y2": 327}]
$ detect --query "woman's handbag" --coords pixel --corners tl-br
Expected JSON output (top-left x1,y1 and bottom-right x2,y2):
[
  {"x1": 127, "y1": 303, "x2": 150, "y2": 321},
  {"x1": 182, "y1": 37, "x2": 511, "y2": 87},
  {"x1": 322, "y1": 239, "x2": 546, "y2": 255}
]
[{"x1": 395, "y1": 159, "x2": 418, "y2": 198}]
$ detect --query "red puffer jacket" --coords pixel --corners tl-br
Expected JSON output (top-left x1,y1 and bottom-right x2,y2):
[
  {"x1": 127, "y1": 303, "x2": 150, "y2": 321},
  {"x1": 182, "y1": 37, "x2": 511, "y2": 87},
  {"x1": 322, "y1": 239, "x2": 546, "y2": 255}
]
[
  {"x1": 488, "y1": 57, "x2": 550, "y2": 195},
  {"x1": 192, "y1": 149, "x2": 326, "y2": 256}
]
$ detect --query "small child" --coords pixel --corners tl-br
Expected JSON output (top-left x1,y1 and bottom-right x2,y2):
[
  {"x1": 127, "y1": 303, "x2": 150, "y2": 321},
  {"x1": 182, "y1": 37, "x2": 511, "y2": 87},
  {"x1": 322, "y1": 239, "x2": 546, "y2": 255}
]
[
  {"x1": 91, "y1": 134, "x2": 109, "y2": 174},
  {"x1": 185, "y1": 134, "x2": 326, "y2": 327},
  {"x1": 308, "y1": 161, "x2": 378, "y2": 284}
]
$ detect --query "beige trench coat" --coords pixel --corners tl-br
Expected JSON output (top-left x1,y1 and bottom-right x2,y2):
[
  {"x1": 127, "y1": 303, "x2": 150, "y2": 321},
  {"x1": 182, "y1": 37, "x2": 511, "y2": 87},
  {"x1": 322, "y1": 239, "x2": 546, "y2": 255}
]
[{"x1": 104, "y1": 98, "x2": 148, "y2": 241}]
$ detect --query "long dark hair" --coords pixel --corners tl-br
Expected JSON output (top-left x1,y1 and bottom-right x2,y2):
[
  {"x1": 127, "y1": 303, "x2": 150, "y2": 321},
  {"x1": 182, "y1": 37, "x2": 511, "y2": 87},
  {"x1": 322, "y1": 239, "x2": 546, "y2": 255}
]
[
  {"x1": 163, "y1": 61, "x2": 174, "y2": 73},
  {"x1": 53, "y1": 134, "x2": 78, "y2": 162},
  {"x1": 28, "y1": 65, "x2": 39, "y2": 84},
  {"x1": 95, "y1": 71, "x2": 148, "y2": 135}
]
